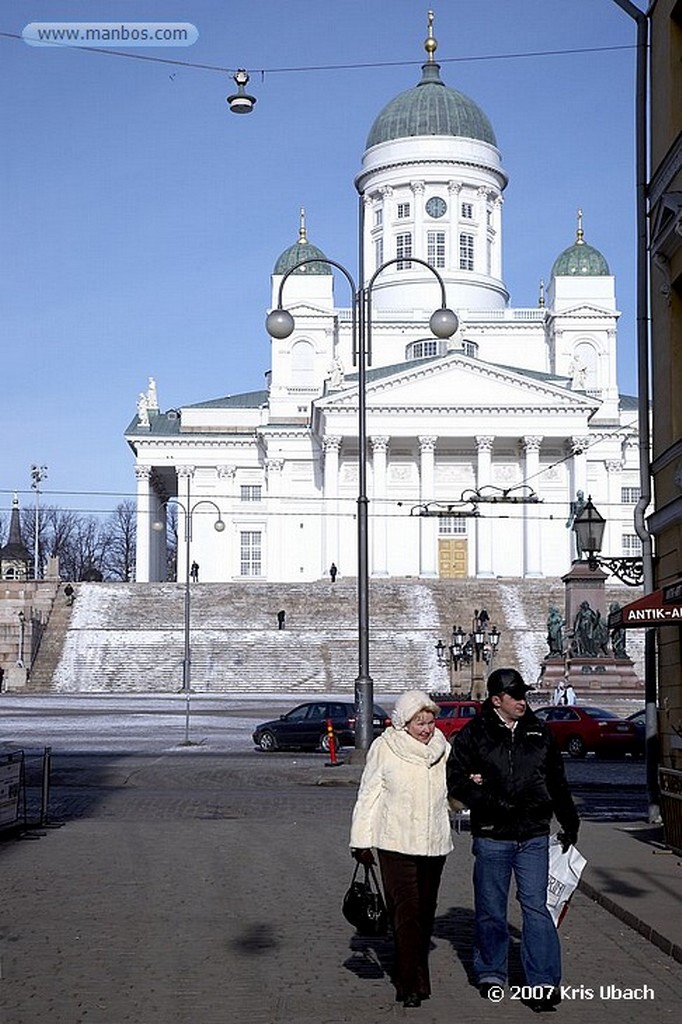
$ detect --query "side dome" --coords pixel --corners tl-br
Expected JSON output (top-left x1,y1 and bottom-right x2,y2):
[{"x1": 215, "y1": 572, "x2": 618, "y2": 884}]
[
  {"x1": 366, "y1": 62, "x2": 497, "y2": 149},
  {"x1": 273, "y1": 215, "x2": 331, "y2": 276},
  {"x1": 551, "y1": 213, "x2": 610, "y2": 277}
]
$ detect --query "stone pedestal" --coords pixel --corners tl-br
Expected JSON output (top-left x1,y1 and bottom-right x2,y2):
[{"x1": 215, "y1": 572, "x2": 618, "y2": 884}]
[
  {"x1": 4, "y1": 664, "x2": 28, "y2": 691},
  {"x1": 538, "y1": 654, "x2": 642, "y2": 701}
]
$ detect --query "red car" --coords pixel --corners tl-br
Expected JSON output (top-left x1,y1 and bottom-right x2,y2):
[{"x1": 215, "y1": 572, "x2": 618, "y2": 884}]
[
  {"x1": 533, "y1": 705, "x2": 639, "y2": 759},
  {"x1": 434, "y1": 700, "x2": 482, "y2": 739}
]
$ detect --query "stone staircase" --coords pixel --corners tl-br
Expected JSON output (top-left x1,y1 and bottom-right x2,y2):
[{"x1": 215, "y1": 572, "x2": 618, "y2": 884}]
[{"x1": 24, "y1": 578, "x2": 645, "y2": 697}]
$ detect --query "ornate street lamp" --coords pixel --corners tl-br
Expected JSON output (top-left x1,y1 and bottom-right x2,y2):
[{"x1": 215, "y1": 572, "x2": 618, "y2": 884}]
[
  {"x1": 268, "y1": 256, "x2": 457, "y2": 753},
  {"x1": 153, "y1": 477, "x2": 225, "y2": 744},
  {"x1": 573, "y1": 495, "x2": 644, "y2": 587}
]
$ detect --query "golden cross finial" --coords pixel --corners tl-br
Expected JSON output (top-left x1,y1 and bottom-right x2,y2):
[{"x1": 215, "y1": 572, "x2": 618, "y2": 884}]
[
  {"x1": 425, "y1": 10, "x2": 437, "y2": 61},
  {"x1": 576, "y1": 207, "x2": 584, "y2": 245},
  {"x1": 298, "y1": 207, "x2": 307, "y2": 243}
]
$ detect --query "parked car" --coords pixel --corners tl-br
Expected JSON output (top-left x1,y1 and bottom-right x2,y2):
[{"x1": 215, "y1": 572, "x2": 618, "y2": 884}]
[
  {"x1": 626, "y1": 709, "x2": 646, "y2": 757},
  {"x1": 433, "y1": 699, "x2": 482, "y2": 740},
  {"x1": 533, "y1": 705, "x2": 640, "y2": 759},
  {"x1": 252, "y1": 700, "x2": 391, "y2": 752}
]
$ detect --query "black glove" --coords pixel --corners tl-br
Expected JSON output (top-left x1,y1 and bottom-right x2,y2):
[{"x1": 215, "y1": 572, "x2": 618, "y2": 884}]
[
  {"x1": 557, "y1": 830, "x2": 578, "y2": 854},
  {"x1": 352, "y1": 847, "x2": 375, "y2": 866}
]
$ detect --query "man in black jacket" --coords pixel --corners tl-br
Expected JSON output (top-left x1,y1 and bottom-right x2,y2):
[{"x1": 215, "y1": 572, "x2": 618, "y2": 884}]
[{"x1": 447, "y1": 667, "x2": 579, "y2": 1012}]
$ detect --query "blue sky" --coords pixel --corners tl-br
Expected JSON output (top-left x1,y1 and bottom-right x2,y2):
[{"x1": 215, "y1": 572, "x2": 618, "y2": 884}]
[{"x1": 1, "y1": 0, "x2": 642, "y2": 517}]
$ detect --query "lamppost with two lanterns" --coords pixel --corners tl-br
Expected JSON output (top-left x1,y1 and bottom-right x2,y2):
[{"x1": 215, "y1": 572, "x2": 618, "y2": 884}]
[{"x1": 267, "y1": 256, "x2": 458, "y2": 755}]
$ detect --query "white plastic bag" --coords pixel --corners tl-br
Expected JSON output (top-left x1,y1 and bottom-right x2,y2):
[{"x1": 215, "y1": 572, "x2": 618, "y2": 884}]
[{"x1": 546, "y1": 835, "x2": 587, "y2": 927}]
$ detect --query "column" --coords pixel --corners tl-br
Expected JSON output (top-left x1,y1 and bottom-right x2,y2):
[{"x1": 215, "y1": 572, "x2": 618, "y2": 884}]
[
  {"x1": 411, "y1": 181, "x2": 425, "y2": 261},
  {"x1": 216, "y1": 465, "x2": 236, "y2": 579},
  {"x1": 134, "y1": 466, "x2": 152, "y2": 582},
  {"x1": 605, "y1": 460, "x2": 624, "y2": 556},
  {"x1": 418, "y1": 436, "x2": 438, "y2": 577},
  {"x1": 447, "y1": 181, "x2": 461, "y2": 272},
  {"x1": 265, "y1": 458, "x2": 284, "y2": 580},
  {"x1": 475, "y1": 437, "x2": 495, "y2": 578},
  {"x1": 370, "y1": 436, "x2": 389, "y2": 576},
  {"x1": 521, "y1": 436, "x2": 543, "y2": 577},
  {"x1": 322, "y1": 436, "x2": 341, "y2": 575}
]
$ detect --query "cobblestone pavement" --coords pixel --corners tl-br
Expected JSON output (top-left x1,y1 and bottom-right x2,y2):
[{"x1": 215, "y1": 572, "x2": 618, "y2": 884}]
[{"x1": 0, "y1": 753, "x2": 680, "y2": 1024}]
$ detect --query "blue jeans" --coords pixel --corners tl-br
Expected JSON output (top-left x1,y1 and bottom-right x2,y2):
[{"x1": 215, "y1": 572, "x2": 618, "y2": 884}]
[{"x1": 472, "y1": 835, "x2": 561, "y2": 987}]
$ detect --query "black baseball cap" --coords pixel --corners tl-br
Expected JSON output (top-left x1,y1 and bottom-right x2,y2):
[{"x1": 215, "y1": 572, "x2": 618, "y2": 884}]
[{"x1": 487, "y1": 668, "x2": 533, "y2": 701}]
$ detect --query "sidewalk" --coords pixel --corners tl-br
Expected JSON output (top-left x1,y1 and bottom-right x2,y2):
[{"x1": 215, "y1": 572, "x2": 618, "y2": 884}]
[
  {"x1": 317, "y1": 762, "x2": 682, "y2": 966},
  {"x1": 1, "y1": 752, "x2": 681, "y2": 1024}
]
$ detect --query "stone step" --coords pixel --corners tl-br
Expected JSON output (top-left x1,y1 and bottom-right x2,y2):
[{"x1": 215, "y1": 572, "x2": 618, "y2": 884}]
[{"x1": 20, "y1": 578, "x2": 645, "y2": 697}]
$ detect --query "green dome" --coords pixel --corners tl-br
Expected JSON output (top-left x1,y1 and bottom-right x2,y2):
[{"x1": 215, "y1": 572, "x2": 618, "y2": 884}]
[
  {"x1": 273, "y1": 237, "x2": 331, "y2": 276},
  {"x1": 551, "y1": 241, "x2": 610, "y2": 277},
  {"x1": 366, "y1": 62, "x2": 496, "y2": 149},
  {"x1": 551, "y1": 215, "x2": 610, "y2": 277}
]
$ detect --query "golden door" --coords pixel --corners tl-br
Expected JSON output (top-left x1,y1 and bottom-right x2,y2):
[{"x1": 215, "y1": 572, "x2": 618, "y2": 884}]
[{"x1": 438, "y1": 539, "x2": 468, "y2": 578}]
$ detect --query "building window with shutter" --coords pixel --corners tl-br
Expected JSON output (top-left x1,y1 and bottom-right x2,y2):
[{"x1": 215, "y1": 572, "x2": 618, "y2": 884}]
[
  {"x1": 427, "y1": 231, "x2": 446, "y2": 268},
  {"x1": 240, "y1": 531, "x2": 262, "y2": 576},
  {"x1": 459, "y1": 233, "x2": 474, "y2": 271},
  {"x1": 396, "y1": 232, "x2": 412, "y2": 270}
]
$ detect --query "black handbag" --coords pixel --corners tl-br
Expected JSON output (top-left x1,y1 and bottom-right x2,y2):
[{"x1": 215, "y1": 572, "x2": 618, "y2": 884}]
[{"x1": 342, "y1": 862, "x2": 388, "y2": 936}]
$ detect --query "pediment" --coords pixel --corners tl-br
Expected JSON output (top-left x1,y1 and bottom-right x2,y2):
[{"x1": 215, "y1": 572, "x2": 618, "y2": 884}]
[
  {"x1": 317, "y1": 355, "x2": 596, "y2": 413},
  {"x1": 547, "y1": 302, "x2": 618, "y2": 320}
]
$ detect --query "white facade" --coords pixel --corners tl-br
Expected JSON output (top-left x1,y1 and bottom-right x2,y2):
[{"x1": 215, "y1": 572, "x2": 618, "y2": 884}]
[{"x1": 126, "y1": 45, "x2": 641, "y2": 586}]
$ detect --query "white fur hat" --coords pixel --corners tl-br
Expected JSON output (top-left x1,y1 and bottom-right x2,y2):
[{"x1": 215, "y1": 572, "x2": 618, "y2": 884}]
[{"x1": 391, "y1": 690, "x2": 440, "y2": 730}]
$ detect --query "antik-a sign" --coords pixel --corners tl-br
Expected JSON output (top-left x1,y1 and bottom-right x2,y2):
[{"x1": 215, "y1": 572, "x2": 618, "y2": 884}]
[{"x1": 609, "y1": 581, "x2": 682, "y2": 630}]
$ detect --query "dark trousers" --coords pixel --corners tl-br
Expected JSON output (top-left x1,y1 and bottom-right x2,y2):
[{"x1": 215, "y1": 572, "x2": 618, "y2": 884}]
[{"x1": 378, "y1": 849, "x2": 446, "y2": 999}]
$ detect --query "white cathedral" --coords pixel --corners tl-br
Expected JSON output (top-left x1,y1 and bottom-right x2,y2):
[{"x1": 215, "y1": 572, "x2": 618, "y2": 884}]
[{"x1": 127, "y1": 22, "x2": 641, "y2": 586}]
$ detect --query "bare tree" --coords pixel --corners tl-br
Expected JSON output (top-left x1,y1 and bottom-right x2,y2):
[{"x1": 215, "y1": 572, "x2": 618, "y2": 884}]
[{"x1": 104, "y1": 501, "x2": 137, "y2": 581}]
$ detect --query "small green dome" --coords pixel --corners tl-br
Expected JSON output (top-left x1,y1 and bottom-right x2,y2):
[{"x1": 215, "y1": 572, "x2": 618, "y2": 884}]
[
  {"x1": 551, "y1": 213, "x2": 610, "y2": 277},
  {"x1": 273, "y1": 239, "x2": 331, "y2": 276},
  {"x1": 366, "y1": 62, "x2": 496, "y2": 149},
  {"x1": 274, "y1": 213, "x2": 331, "y2": 276}
]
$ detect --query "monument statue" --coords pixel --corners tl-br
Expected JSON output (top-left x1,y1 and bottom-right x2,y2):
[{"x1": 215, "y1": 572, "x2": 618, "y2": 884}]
[
  {"x1": 566, "y1": 489, "x2": 587, "y2": 558},
  {"x1": 571, "y1": 600, "x2": 598, "y2": 657},
  {"x1": 546, "y1": 606, "x2": 565, "y2": 657},
  {"x1": 609, "y1": 601, "x2": 627, "y2": 659}
]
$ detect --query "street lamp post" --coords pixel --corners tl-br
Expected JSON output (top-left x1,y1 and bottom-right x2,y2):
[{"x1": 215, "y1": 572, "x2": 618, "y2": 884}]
[
  {"x1": 267, "y1": 256, "x2": 458, "y2": 753},
  {"x1": 153, "y1": 475, "x2": 225, "y2": 744},
  {"x1": 573, "y1": 495, "x2": 644, "y2": 586},
  {"x1": 17, "y1": 610, "x2": 25, "y2": 668},
  {"x1": 435, "y1": 613, "x2": 501, "y2": 697},
  {"x1": 30, "y1": 465, "x2": 47, "y2": 580}
]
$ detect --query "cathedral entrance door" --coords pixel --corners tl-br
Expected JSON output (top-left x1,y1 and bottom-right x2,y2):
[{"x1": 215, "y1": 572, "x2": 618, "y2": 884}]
[{"x1": 438, "y1": 539, "x2": 468, "y2": 578}]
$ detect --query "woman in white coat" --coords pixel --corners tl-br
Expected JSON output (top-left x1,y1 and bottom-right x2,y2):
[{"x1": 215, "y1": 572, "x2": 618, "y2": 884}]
[{"x1": 349, "y1": 690, "x2": 453, "y2": 1008}]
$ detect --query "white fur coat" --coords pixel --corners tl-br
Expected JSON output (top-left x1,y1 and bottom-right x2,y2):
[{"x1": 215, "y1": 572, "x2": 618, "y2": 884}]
[{"x1": 349, "y1": 727, "x2": 453, "y2": 857}]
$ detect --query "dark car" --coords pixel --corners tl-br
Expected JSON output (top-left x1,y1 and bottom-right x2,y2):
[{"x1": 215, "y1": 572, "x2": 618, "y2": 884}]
[
  {"x1": 433, "y1": 699, "x2": 482, "y2": 740},
  {"x1": 252, "y1": 700, "x2": 391, "y2": 752},
  {"x1": 533, "y1": 705, "x2": 640, "y2": 759},
  {"x1": 626, "y1": 709, "x2": 646, "y2": 757}
]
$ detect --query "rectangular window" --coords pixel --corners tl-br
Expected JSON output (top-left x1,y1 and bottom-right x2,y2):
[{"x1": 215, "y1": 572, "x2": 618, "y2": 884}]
[
  {"x1": 461, "y1": 202, "x2": 473, "y2": 219},
  {"x1": 240, "y1": 531, "x2": 262, "y2": 576},
  {"x1": 427, "y1": 231, "x2": 446, "y2": 268},
  {"x1": 375, "y1": 236, "x2": 384, "y2": 270},
  {"x1": 374, "y1": 208, "x2": 383, "y2": 226},
  {"x1": 459, "y1": 233, "x2": 474, "y2": 271},
  {"x1": 396, "y1": 232, "x2": 412, "y2": 270},
  {"x1": 622, "y1": 533, "x2": 642, "y2": 556},
  {"x1": 397, "y1": 202, "x2": 411, "y2": 219},
  {"x1": 240, "y1": 485, "x2": 262, "y2": 502},
  {"x1": 621, "y1": 486, "x2": 641, "y2": 504},
  {"x1": 439, "y1": 516, "x2": 468, "y2": 536}
]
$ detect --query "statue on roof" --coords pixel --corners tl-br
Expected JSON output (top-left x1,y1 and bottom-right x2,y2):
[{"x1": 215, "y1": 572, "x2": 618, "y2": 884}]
[
  {"x1": 147, "y1": 377, "x2": 159, "y2": 411},
  {"x1": 137, "y1": 391, "x2": 150, "y2": 428},
  {"x1": 328, "y1": 356, "x2": 345, "y2": 389}
]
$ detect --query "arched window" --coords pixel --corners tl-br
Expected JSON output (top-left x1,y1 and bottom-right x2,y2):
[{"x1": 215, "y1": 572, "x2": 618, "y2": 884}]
[{"x1": 290, "y1": 339, "x2": 315, "y2": 388}]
